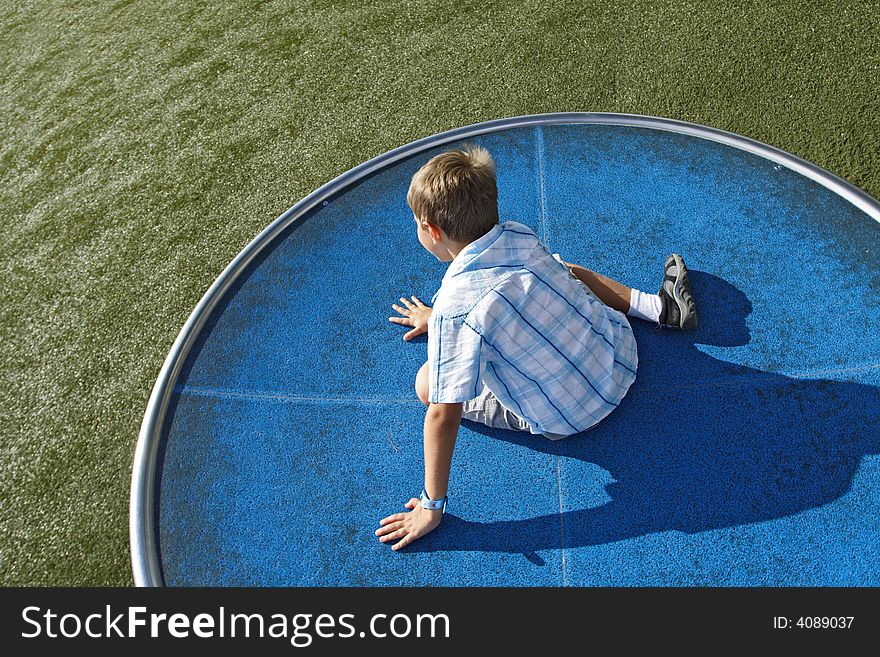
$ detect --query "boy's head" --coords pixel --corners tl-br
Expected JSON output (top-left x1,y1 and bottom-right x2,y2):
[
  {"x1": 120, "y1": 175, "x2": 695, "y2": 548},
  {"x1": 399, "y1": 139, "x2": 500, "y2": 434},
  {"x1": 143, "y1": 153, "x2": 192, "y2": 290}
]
[{"x1": 406, "y1": 144, "x2": 499, "y2": 243}]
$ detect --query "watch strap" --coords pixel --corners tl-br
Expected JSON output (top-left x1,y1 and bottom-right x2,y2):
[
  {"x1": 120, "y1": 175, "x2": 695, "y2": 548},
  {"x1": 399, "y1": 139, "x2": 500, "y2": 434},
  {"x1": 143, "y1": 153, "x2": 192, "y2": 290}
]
[{"x1": 419, "y1": 488, "x2": 448, "y2": 513}]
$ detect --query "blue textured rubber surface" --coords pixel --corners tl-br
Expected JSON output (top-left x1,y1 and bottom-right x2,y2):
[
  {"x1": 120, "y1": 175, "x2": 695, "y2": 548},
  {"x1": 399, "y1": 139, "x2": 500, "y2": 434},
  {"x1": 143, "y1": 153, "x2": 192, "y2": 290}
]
[{"x1": 156, "y1": 124, "x2": 880, "y2": 586}]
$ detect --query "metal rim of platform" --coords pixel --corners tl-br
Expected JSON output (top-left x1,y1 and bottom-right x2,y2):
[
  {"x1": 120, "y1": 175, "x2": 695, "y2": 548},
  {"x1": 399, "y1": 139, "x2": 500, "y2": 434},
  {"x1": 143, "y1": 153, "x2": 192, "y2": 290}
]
[{"x1": 130, "y1": 111, "x2": 880, "y2": 587}]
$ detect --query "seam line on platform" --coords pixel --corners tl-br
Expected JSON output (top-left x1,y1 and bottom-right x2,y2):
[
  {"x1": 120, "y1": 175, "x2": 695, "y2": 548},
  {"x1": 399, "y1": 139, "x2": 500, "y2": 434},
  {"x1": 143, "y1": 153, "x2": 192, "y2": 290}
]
[
  {"x1": 174, "y1": 363, "x2": 880, "y2": 404},
  {"x1": 173, "y1": 384, "x2": 419, "y2": 405},
  {"x1": 536, "y1": 125, "x2": 548, "y2": 243},
  {"x1": 173, "y1": 362, "x2": 880, "y2": 405},
  {"x1": 556, "y1": 455, "x2": 567, "y2": 587}
]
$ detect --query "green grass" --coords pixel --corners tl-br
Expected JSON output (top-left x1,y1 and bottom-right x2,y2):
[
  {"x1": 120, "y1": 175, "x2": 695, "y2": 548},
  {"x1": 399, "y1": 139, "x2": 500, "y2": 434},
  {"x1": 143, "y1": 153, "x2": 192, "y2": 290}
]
[{"x1": 1, "y1": 0, "x2": 878, "y2": 585}]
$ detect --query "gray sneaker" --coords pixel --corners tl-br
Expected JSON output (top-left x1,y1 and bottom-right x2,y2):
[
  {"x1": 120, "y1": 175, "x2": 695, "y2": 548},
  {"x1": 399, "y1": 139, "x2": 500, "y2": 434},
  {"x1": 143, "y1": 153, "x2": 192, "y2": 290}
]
[{"x1": 657, "y1": 253, "x2": 698, "y2": 330}]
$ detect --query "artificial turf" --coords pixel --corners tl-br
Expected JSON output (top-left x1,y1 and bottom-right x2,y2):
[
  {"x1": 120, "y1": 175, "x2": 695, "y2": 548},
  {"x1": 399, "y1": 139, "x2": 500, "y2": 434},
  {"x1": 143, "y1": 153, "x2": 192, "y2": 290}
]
[{"x1": 1, "y1": 0, "x2": 878, "y2": 585}]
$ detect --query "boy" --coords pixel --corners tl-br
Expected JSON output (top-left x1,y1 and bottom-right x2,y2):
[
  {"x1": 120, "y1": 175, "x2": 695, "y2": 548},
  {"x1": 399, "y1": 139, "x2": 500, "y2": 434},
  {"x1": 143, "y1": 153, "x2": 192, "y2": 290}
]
[{"x1": 375, "y1": 145, "x2": 697, "y2": 550}]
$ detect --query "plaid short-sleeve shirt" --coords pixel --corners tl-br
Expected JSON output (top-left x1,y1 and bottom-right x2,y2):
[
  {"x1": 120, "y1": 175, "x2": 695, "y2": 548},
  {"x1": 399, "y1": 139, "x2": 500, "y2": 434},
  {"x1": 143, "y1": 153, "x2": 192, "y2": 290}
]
[{"x1": 426, "y1": 221, "x2": 638, "y2": 435}]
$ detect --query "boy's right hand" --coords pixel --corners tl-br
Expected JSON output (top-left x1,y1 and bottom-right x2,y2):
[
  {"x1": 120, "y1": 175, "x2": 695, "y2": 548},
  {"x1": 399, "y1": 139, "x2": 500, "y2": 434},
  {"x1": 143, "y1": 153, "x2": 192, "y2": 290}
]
[
  {"x1": 376, "y1": 497, "x2": 443, "y2": 550},
  {"x1": 389, "y1": 295, "x2": 432, "y2": 341}
]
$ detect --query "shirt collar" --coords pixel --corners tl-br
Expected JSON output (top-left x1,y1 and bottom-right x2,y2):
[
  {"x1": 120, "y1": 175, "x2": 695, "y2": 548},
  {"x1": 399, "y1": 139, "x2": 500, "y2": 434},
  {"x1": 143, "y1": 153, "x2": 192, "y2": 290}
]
[{"x1": 441, "y1": 222, "x2": 506, "y2": 283}]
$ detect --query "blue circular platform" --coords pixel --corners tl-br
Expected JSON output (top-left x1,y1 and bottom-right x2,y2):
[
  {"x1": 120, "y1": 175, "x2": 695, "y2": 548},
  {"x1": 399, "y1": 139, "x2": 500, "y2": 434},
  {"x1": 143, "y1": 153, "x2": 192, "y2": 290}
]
[{"x1": 131, "y1": 113, "x2": 880, "y2": 586}]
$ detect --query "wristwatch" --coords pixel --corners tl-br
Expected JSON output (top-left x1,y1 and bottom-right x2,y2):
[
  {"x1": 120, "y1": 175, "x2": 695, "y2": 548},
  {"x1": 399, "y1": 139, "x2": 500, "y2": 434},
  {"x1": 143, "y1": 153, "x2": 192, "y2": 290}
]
[{"x1": 419, "y1": 488, "x2": 448, "y2": 514}]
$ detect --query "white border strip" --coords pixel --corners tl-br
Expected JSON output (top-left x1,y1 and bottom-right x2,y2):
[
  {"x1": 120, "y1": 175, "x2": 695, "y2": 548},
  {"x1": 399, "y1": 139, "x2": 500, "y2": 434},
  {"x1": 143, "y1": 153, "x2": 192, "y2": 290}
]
[{"x1": 130, "y1": 111, "x2": 880, "y2": 586}]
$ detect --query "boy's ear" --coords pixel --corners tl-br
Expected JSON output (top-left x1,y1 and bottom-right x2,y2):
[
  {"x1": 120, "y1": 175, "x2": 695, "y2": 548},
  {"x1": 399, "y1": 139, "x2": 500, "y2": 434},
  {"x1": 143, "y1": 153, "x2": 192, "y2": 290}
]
[{"x1": 425, "y1": 221, "x2": 443, "y2": 241}]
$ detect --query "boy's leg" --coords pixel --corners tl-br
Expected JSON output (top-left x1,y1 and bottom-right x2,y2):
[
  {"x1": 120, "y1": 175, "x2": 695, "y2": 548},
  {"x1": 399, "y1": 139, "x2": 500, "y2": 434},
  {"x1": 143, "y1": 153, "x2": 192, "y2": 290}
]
[
  {"x1": 416, "y1": 361, "x2": 430, "y2": 406},
  {"x1": 564, "y1": 262, "x2": 632, "y2": 313},
  {"x1": 565, "y1": 259, "x2": 662, "y2": 323},
  {"x1": 559, "y1": 255, "x2": 697, "y2": 329}
]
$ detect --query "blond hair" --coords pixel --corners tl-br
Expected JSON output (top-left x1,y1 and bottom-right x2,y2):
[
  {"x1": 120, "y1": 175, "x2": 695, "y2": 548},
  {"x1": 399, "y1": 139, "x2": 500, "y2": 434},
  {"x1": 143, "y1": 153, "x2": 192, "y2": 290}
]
[{"x1": 406, "y1": 144, "x2": 499, "y2": 242}]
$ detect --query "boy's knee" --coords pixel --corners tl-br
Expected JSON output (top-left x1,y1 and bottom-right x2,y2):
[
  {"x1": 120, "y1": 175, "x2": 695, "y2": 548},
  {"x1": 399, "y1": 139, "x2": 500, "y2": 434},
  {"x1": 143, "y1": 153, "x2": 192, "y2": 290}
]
[{"x1": 415, "y1": 361, "x2": 430, "y2": 406}]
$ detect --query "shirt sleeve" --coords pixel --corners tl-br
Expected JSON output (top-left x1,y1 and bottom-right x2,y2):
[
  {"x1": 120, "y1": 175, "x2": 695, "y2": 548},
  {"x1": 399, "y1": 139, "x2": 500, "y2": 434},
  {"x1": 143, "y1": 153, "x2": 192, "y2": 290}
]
[{"x1": 427, "y1": 313, "x2": 484, "y2": 404}]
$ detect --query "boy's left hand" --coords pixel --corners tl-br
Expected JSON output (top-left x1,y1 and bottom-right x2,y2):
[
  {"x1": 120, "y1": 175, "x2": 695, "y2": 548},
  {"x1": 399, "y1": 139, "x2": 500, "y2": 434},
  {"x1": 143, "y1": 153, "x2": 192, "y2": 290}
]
[
  {"x1": 389, "y1": 295, "x2": 432, "y2": 341},
  {"x1": 376, "y1": 497, "x2": 443, "y2": 550}
]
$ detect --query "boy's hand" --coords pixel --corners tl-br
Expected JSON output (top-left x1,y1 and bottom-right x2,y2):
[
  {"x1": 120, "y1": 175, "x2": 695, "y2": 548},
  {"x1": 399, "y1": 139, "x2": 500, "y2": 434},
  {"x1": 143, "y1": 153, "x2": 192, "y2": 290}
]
[
  {"x1": 389, "y1": 295, "x2": 432, "y2": 341},
  {"x1": 375, "y1": 497, "x2": 443, "y2": 550}
]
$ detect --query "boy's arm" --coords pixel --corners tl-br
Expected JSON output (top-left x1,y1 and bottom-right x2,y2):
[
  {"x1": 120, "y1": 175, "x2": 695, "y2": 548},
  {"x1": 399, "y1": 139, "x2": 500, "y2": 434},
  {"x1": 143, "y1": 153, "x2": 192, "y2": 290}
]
[
  {"x1": 376, "y1": 402, "x2": 462, "y2": 550},
  {"x1": 423, "y1": 401, "x2": 462, "y2": 501}
]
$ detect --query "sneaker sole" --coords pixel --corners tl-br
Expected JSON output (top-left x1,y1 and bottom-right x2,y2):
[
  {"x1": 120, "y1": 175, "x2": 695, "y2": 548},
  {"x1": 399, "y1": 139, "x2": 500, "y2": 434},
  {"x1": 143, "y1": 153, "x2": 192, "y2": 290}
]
[{"x1": 667, "y1": 253, "x2": 698, "y2": 330}]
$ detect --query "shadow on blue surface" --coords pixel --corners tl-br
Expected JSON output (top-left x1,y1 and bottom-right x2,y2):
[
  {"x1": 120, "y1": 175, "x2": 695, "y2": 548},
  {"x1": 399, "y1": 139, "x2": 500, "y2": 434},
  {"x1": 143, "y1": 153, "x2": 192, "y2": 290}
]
[{"x1": 408, "y1": 271, "x2": 880, "y2": 556}]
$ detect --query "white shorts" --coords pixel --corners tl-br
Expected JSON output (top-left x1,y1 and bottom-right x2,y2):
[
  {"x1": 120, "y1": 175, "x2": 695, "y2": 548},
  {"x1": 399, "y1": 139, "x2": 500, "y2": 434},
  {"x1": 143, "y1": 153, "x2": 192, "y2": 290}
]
[{"x1": 461, "y1": 384, "x2": 572, "y2": 441}]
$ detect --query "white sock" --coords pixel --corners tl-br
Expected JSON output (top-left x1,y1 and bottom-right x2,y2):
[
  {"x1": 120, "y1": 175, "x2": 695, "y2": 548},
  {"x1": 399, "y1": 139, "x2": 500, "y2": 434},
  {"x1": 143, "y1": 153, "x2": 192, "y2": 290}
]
[{"x1": 627, "y1": 288, "x2": 662, "y2": 323}]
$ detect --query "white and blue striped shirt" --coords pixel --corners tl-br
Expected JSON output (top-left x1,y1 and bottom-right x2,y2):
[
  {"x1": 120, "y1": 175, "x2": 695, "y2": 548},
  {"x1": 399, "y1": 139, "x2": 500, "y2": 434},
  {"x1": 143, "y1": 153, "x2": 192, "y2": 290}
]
[{"x1": 427, "y1": 221, "x2": 638, "y2": 435}]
